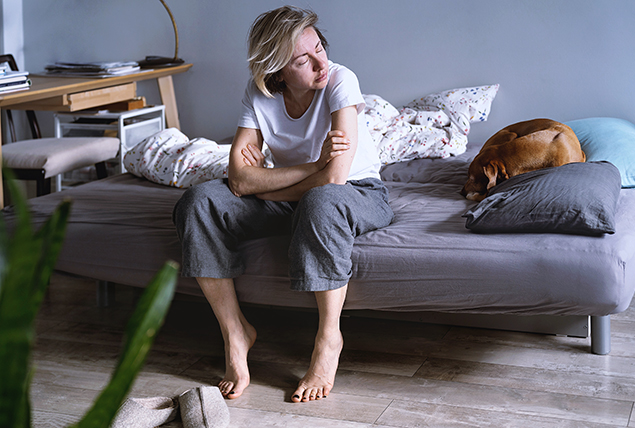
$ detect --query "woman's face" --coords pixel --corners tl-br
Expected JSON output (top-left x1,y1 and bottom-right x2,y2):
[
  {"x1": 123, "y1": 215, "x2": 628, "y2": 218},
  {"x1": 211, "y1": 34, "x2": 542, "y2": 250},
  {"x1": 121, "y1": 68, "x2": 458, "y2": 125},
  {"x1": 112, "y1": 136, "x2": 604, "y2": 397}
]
[{"x1": 280, "y1": 27, "x2": 328, "y2": 95}]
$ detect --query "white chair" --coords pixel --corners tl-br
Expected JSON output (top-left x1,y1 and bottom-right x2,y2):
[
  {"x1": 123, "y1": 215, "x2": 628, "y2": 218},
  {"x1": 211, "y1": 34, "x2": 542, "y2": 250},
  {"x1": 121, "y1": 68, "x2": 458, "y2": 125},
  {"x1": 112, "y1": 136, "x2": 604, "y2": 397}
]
[{"x1": 1, "y1": 54, "x2": 120, "y2": 197}]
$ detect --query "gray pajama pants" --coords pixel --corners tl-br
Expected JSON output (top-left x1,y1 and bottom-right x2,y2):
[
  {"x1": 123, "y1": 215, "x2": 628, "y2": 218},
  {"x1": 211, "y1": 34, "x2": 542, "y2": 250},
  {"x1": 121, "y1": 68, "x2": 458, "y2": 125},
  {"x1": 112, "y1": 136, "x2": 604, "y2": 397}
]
[{"x1": 172, "y1": 178, "x2": 393, "y2": 292}]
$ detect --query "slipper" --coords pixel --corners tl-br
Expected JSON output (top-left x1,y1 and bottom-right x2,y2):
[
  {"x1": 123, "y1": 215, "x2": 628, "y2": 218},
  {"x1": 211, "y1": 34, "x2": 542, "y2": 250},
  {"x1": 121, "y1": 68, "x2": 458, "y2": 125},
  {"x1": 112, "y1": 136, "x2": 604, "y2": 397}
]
[
  {"x1": 179, "y1": 386, "x2": 230, "y2": 428},
  {"x1": 111, "y1": 396, "x2": 179, "y2": 428}
]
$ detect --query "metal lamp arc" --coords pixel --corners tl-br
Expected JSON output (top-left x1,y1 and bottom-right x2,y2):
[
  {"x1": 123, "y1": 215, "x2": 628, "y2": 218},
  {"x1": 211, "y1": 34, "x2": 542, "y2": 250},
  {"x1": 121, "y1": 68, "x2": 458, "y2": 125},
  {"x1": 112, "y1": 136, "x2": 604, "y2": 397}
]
[{"x1": 139, "y1": 0, "x2": 185, "y2": 68}]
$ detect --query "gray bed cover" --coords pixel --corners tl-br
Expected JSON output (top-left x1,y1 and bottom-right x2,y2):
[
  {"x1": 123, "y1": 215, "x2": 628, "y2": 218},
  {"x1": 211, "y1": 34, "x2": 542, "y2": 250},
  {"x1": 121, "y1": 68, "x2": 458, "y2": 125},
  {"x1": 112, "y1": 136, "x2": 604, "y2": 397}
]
[{"x1": 7, "y1": 144, "x2": 635, "y2": 316}]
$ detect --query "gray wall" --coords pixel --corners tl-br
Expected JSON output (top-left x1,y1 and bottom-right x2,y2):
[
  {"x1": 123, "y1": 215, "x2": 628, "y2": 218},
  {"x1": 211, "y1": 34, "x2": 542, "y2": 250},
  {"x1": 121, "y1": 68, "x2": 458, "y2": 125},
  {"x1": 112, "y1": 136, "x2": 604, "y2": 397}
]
[
  {"x1": 17, "y1": 0, "x2": 635, "y2": 144},
  {"x1": 2, "y1": 0, "x2": 25, "y2": 67}
]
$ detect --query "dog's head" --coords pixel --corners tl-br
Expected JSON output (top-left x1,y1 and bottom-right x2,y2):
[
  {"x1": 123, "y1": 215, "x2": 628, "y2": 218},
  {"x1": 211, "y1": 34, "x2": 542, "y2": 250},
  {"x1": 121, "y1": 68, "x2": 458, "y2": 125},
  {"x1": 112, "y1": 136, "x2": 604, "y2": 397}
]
[{"x1": 461, "y1": 158, "x2": 509, "y2": 201}]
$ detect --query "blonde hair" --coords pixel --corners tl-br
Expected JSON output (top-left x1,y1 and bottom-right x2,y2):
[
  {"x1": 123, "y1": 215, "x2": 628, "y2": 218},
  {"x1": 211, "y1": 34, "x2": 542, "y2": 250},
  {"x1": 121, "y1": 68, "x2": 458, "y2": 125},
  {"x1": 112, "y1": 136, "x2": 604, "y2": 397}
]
[{"x1": 247, "y1": 6, "x2": 328, "y2": 98}]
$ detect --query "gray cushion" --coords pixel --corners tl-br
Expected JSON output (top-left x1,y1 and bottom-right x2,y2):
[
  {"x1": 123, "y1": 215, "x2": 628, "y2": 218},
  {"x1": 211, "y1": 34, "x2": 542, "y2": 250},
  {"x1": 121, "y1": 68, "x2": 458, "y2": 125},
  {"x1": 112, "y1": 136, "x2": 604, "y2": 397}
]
[
  {"x1": 463, "y1": 161, "x2": 621, "y2": 235},
  {"x1": 3, "y1": 137, "x2": 120, "y2": 178}
]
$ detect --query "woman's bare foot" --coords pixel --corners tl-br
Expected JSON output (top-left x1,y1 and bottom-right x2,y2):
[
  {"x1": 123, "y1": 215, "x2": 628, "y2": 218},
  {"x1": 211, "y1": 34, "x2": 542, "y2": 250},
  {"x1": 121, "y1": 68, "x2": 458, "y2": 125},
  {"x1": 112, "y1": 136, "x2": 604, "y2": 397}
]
[
  {"x1": 218, "y1": 321, "x2": 257, "y2": 399},
  {"x1": 292, "y1": 331, "x2": 343, "y2": 402}
]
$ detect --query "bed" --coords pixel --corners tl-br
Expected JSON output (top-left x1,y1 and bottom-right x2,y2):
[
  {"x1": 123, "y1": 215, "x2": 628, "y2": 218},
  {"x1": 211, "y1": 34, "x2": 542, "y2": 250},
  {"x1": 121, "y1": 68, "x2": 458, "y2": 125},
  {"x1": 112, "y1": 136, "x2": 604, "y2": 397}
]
[
  {"x1": 4, "y1": 81, "x2": 635, "y2": 355},
  {"x1": 5, "y1": 138, "x2": 635, "y2": 356}
]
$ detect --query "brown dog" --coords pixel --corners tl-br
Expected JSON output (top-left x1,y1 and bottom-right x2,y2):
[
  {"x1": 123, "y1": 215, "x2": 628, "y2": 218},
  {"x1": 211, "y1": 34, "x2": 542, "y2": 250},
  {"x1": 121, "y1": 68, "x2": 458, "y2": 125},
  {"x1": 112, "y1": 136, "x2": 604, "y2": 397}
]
[{"x1": 461, "y1": 118, "x2": 586, "y2": 201}]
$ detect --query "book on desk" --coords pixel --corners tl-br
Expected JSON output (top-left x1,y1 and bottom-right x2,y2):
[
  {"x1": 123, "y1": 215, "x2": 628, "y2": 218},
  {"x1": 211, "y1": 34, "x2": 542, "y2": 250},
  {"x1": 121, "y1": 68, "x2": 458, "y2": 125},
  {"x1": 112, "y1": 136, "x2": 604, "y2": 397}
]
[
  {"x1": 0, "y1": 70, "x2": 31, "y2": 94},
  {"x1": 44, "y1": 61, "x2": 141, "y2": 77}
]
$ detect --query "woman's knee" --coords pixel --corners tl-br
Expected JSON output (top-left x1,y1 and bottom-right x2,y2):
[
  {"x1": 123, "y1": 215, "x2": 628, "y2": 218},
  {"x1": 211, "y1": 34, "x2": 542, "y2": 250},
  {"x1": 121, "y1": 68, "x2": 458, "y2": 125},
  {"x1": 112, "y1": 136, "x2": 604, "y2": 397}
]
[
  {"x1": 173, "y1": 180, "x2": 232, "y2": 225},
  {"x1": 291, "y1": 184, "x2": 354, "y2": 254},
  {"x1": 296, "y1": 183, "x2": 348, "y2": 218}
]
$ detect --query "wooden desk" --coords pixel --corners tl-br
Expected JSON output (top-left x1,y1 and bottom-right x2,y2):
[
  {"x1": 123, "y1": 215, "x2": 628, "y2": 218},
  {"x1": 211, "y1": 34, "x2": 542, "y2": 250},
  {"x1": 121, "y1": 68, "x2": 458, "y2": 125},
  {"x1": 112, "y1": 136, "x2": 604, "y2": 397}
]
[{"x1": 0, "y1": 63, "x2": 192, "y2": 208}]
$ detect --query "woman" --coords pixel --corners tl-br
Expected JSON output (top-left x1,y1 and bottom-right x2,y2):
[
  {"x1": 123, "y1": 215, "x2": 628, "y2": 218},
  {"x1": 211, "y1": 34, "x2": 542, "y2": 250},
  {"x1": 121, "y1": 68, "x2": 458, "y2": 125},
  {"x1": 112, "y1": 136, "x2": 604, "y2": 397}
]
[{"x1": 173, "y1": 6, "x2": 393, "y2": 402}]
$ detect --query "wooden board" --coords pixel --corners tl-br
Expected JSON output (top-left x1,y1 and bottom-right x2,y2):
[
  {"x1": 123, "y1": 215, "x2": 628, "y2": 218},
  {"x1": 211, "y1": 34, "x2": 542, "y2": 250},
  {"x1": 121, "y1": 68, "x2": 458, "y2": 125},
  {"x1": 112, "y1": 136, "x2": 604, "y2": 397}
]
[{"x1": 5, "y1": 82, "x2": 137, "y2": 112}]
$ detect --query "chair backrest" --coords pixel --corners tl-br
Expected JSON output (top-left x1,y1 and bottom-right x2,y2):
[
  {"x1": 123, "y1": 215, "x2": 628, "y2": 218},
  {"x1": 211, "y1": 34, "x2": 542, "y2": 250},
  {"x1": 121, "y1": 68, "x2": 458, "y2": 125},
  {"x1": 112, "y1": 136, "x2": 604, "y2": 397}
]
[
  {"x1": 0, "y1": 54, "x2": 18, "y2": 71},
  {"x1": 0, "y1": 53, "x2": 41, "y2": 141}
]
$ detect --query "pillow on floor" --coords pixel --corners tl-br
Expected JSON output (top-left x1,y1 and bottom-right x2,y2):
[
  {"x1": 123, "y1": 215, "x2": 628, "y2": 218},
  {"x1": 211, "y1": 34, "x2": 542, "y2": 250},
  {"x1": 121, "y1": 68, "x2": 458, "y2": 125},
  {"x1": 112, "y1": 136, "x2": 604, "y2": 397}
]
[
  {"x1": 463, "y1": 161, "x2": 621, "y2": 235},
  {"x1": 565, "y1": 117, "x2": 635, "y2": 188}
]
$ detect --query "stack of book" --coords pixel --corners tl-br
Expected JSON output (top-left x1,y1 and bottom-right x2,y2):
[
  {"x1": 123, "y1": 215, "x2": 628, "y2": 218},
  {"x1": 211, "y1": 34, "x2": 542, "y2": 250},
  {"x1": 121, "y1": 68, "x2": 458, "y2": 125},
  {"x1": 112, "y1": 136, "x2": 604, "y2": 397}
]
[
  {"x1": 45, "y1": 61, "x2": 141, "y2": 77},
  {"x1": 0, "y1": 65, "x2": 31, "y2": 94}
]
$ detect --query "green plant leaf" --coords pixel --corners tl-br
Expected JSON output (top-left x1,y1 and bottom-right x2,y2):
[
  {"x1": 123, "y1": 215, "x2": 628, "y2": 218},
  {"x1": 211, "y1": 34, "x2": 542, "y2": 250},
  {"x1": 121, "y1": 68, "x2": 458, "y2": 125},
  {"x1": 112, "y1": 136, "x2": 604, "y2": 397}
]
[
  {"x1": 0, "y1": 169, "x2": 71, "y2": 428},
  {"x1": 73, "y1": 261, "x2": 179, "y2": 428},
  {"x1": 0, "y1": 169, "x2": 179, "y2": 428},
  {"x1": 0, "y1": 200, "x2": 7, "y2": 291}
]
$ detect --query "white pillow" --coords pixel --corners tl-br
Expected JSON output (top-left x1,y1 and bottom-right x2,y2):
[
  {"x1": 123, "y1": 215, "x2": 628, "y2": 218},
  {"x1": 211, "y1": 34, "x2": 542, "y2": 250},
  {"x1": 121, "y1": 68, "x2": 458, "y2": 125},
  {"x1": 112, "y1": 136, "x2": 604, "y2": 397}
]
[
  {"x1": 365, "y1": 84, "x2": 499, "y2": 164},
  {"x1": 124, "y1": 128, "x2": 231, "y2": 188}
]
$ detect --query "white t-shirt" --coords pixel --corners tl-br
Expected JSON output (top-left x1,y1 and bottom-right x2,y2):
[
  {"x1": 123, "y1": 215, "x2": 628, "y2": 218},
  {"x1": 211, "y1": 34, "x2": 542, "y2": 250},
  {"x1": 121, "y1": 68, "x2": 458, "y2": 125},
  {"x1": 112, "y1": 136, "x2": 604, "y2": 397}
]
[{"x1": 238, "y1": 61, "x2": 380, "y2": 181}]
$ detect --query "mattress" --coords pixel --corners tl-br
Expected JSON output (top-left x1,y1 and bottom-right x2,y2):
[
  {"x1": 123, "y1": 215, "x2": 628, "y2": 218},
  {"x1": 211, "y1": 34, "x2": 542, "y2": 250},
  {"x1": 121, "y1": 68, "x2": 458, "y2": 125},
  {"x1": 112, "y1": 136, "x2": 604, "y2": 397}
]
[{"x1": 6, "y1": 144, "x2": 635, "y2": 316}]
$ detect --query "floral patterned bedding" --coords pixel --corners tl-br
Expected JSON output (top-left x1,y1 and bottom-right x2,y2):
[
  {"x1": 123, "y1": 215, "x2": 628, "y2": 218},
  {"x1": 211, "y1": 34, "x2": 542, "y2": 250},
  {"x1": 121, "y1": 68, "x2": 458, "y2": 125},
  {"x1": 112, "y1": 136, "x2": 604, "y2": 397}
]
[{"x1": 123, "y1": 84, "x2": 499, "y2": 188}]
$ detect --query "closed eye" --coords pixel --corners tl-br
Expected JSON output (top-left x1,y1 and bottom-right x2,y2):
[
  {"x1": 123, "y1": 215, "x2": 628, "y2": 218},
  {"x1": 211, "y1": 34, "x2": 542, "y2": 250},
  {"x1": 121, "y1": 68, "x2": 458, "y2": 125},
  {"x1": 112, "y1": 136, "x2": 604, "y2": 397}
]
[{"x1": 295, "y1": 42, "x2": 324, "y2": 66}]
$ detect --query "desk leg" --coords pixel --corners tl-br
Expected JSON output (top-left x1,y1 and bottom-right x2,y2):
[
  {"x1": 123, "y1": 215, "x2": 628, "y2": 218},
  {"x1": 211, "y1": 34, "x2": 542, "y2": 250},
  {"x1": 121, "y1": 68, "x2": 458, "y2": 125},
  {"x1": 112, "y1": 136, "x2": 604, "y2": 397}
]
[{"x1": 157, "y1": 75, "x2": 180, "y2": 130}]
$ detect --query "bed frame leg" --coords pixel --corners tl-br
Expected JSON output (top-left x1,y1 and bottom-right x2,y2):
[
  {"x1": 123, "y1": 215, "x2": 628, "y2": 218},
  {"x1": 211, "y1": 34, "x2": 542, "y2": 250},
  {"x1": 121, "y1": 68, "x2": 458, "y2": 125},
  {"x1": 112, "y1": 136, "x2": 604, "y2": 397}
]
[
  {"x1": 591, "y1": 315, "x2": 611, "y2": 355},
  {"x1": 97, "y1": 280, "x2": 115, "y2": 307}
]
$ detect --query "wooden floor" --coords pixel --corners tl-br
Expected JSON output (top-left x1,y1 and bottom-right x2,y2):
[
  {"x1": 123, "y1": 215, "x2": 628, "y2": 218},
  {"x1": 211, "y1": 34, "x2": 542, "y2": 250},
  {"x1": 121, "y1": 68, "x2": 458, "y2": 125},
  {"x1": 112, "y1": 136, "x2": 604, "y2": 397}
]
[{"x1": 31, "y1": 273, "x2": 635, "y2": 427}]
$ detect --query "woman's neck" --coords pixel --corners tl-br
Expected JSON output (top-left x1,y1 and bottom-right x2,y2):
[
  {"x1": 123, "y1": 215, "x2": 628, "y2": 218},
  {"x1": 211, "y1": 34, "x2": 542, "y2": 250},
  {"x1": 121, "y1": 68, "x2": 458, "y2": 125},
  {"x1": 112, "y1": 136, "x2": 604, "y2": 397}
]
[{"x1": 283, "y1": 88, "x2": 315, "y2": 119}]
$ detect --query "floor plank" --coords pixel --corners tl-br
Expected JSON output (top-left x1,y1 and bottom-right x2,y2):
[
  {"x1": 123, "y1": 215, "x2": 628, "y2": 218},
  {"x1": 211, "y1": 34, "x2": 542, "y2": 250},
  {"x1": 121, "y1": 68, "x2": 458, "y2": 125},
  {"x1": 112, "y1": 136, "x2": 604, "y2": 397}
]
[
  {"x1": 228, "y1": 407, "x2": 388, "y2": 428},
  {"x1": 32, "y1": 411, "x2": 80, "y2": 428},
  {"x1": 377, "y1": 400, "x2": 624, "y2": 428},
  {"x1": 416, "y1": 357, "x2": 635, "y2": 402},
  {"x1": 333, "y1": 370, "x2": 632, "y2": 426}
]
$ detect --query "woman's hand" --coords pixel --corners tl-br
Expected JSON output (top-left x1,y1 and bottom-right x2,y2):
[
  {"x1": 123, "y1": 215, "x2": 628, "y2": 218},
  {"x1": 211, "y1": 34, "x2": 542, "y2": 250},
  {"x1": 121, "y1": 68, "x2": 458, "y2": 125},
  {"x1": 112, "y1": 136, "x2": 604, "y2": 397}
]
[
  {"x1": 315, "y1": 130, "x2": 351, "y2": 171},
  {"x1": 241, "y1": 144, "x2": 266, "y2": 168}
]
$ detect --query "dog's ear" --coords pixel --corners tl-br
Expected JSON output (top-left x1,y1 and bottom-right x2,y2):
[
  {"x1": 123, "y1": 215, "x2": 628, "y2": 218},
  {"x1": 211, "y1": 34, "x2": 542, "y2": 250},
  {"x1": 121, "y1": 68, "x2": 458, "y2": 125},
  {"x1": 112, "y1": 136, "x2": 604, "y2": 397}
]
[
  {"x1": 483, "y1": 160, "x2": 509, "y2": 190},
  {"x1": 483, "y1": 163, "x2": 499, "y2": 190}
]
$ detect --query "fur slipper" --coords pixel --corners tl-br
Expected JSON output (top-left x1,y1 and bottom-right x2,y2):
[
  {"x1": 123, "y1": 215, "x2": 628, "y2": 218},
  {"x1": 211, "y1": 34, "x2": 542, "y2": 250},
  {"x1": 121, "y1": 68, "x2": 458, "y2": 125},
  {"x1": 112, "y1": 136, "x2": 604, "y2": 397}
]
[
  {"x1": 111, "y1": 396, "x2": 179, "y2": 428},
  {"x1": 179, "y1": 386, "x2": 230, "y2": 428}
]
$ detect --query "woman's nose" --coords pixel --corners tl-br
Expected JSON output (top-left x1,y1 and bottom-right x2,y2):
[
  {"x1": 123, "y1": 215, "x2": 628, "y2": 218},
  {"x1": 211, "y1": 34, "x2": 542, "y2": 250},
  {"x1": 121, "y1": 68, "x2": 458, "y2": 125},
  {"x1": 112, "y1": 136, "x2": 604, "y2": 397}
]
[{"x1": 313, "y1": 55, "x2": 326, "y2": 71}]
